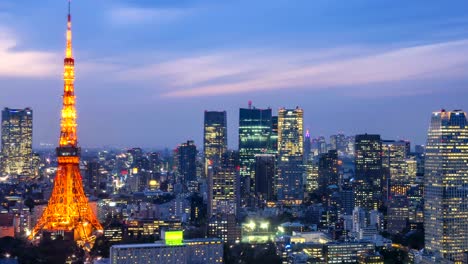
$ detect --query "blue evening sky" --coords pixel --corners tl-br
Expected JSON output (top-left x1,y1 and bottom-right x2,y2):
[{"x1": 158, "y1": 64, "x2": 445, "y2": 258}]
[{"x1": 0, "y1": 0, "x2": 468, "y2": 149}]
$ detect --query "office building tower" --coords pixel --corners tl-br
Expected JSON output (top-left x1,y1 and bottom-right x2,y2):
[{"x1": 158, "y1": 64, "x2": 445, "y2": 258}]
[
  {"x1": 271, "y1": 116, "x2": 278, "y2": 152},
  {"x1": 305, "y1": 162, "x2": 319, "y2": 193},
  {"x1": 304, "y1": 130, "x2": 311, "y2": 162},
  {"x1": 415, "y1": 145, "x2": 425, "y2": 155},
  {"x1": 354, "y1": 134, "x2": 383, "y2": 211},
  {"x1": 277, "y1": 107, "x2": 304, "y2": 204},
  {"x1": 208, "y1": 213, "x2": 241, "y2": 243},
  {"x1": 238, "y1": 104, "x2": 272, "y2": 197},
  {"x1": 177, "y1": 140, "x2": 197, "y2": 184},
  {"x1": 318, "y1": 136, "x2": 327, "y2": 155},
  {"x1": 330, "y1": 133, "x2": 346, "y2": 153},
  {"x1": 1, "y1": 108, "x2": 33, "y2": 178},
  {"x1": 85, "y1": 160, "x2": 101, "y2": 193},
  {"x1": 318, "y1": 150, "x2": 339, "y2": 193},
  {"x1": 424, "y1": 109, "x2": 468, "y2": 262},
  {"x1": 208, "y1": 151, "x2": 240, "y2": 217},
  {"x1": 382, "y1": 140, "x2": 409, "y2": 198},
  {"x1": 386, "y1": 195, "x2": 409, "y2": 234},
  {"x1": 203, "y1": 111, "x2": 227, "y2": 176},
  {"x1": 254, "y1": 154, "x2": 276, "y2": 201}
]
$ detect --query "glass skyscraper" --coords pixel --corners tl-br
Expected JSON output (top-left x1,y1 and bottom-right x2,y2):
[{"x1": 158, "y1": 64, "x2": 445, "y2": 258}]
[
  {"x1": 204, "y1": 111, "x2": 227, "y2": 176},
  {"x1": 277, "y1": 107, "x2": 304, "y2": 204},
  {"x1": 424, "y1": 109, "x2": 468, "y2": 262},
  {"x1": 238, "y1": 105, "x2": 272, "y2": 198},
  {"x1": 1, "y1": 107, "x2": 33, "y2": 179},
  {"x1": 353, "y1": 134, "x2": 383, "y2": 211}
]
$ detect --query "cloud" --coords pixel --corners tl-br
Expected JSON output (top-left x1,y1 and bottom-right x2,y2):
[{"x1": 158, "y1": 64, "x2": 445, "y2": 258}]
[
  {"x1": 109, "y1": 39, "x2": 468, "y2": 97},
  {"x1": 0, "y1": 26, "x2": 59, "y2": 78},
  {"x1": 109, "y1": 6, "x2": 190, "y2": 25}
]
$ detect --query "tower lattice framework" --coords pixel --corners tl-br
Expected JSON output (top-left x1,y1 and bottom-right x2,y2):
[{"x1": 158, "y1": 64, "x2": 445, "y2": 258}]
[{"x1": 30, "y1": 2, "x2": 103, "y2": 243}]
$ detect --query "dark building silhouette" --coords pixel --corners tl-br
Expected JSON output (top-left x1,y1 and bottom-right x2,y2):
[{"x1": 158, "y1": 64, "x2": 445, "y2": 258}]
[
  {"x1": 353, "y1": 134, "x2": 383, "y2": 211},
  {"x1": 254, "y1": 154, "x2": 276, "y2": 201},
  {"x1": 177, "y1": 140, "x2": 197, "y2": 184}
]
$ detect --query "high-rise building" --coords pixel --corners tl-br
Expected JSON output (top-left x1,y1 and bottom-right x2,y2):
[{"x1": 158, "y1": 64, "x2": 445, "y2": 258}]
[
  {"x1": 304, "y1": 129, "x2": 311, "y2": 162},
  {"x1": 177, "y1": 140, "x2": 197, "y2": 184},
  {"x1": 254, "y1": 154, "x2": 276, "y2": 201},
  {"x1": 238, "y1": 104, "x2": 272, "y2": 198},
  {"x1": 381, "y1": 140, "x2": 409, "y2": 199},
  {"x1": 424, "y1": 109, "x2": 468, "y2": 262},
  {"x1": 354, "y1": 134, "x2": 383, "y2": 211},
  {"x1": 330, "y1": 133, "x2": 346, "y2": 153},
  {"x1": 318, "y1": 150, "x2": 339, "y2": 193},
  {"x1": 1, "y1": 108, "x2": 33, "y2": 178},
  {"x1": 203, "y1": 111, "x2": 227, "y2": 176},
  {"x1": 277, "y1": 107, "x2": 304, "y2": 204},
  {"x1": 208, "y1": 151, "x2": 240, "y2": 217},
  {"x1": 386, "y1": 195, "x2": 408, "y2": 234},
  {"x1": 271, "y1": 116, "x2": 278, "y2": 152}
]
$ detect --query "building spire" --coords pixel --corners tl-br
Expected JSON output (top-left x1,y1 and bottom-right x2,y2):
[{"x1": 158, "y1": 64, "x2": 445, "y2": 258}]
[{"x1": 66, "y1": 0, "x2": 72, "y2": 58}]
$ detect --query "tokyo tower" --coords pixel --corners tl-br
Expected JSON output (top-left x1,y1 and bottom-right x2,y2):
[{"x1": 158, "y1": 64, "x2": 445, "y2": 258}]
[{"x1": 29, "y1": 1, "x2": 103, "y2": 244}]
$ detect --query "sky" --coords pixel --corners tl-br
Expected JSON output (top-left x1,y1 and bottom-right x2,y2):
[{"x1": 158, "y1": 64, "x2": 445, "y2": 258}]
[{"x1": 0, "y1": 0, "x2": 468, "y2": 149}]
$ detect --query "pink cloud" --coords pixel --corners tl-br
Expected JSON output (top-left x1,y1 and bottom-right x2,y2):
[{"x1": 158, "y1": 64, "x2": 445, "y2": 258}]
[{"x1": 136, "y1": 40, "x2": 468, "y2": 97}]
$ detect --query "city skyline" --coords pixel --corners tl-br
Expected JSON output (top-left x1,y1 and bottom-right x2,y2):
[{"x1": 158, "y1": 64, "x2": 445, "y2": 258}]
[{"x1": 1, "y1": 1, "x2": 468, "y2": 148}]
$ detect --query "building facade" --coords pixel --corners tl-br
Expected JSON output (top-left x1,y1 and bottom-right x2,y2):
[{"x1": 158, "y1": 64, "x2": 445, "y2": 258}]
[
  {"x1": 277, "y1": 107, "x2": 304, "y2": 204},
  {"x1": 424, "y1": 110, "x2": 468, "y2": 262},
  {"x1": 238, "y1": 105, "x2": 273, "y2": 199},
  {"x1": 204, "y1": 111, "x2": 227, "y2": 176},
  {"x1": 354, "y1": 134, "x2": 383, "y2": 211},
  {"x1": 1, "y1": 108, "x2": 33, "y2": 178}
]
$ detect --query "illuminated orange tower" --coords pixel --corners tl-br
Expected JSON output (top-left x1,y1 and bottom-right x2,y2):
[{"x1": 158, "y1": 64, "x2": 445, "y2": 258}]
[{"x1": 30, "y1": 1, "x2": 103, "y2": 244}]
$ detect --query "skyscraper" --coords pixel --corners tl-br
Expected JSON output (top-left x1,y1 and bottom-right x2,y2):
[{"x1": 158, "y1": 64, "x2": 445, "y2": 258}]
[
  {"x1": 277, "y1": 107, "x2": 304, "y2": 204},
  {"x1": 304, "y1": 129, "x2": 311, "y2": 163},
  {"x1": 208, "y1": 151, "x2": 240, "y2": 217},
  {"x1": 424, "y1": 109, "x2": 468, "y2": 262},
  {"x1": 381, "y1": 140, "x2": 409, "y2": 199},
  {"x1": 177, "y1": 140, "x2": 197, "y2": 184},
  {"x1": 204, "y1": 111, "x2": 227, "y2": 176},
  {"x1": 1, "y1": 108, "x2": 33, "y2": 178},
  {"x1": 238, "y1": 104, "x2": 272, "y2": 199},
  {"x1": 254, "y1": 154, "x2": 276, "y2": 201},
  {"x1": 354, "y1": 134, "x2": 383, "y2": 211},
  {"x1": 318, "y1": 150, "x2": 339, "y2": 193}
]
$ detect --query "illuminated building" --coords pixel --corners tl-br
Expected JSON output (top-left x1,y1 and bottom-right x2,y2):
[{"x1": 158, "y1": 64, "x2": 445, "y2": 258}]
[
  {"x1": 305, "y1": 162, "x2": 319, "y2": 193},
  {"x1": 304, "y1": 129, "x2": 311, "y2": 162},
  {"x1": 353, "y1": 134, "x2": 383, "y2": 211},
  {"x1": 330, "y1": 133, "x2": 346, "y2": 153},
  {"x1": 208, "y1": 213, "x2": 240, "y2": 243},
  {"x1": 29, "y1": 3, "x2": 103, "y2": 244},
  {"x1": 324, "y1": 241, "x2": 375, "y2": 264},
  {"x1": 110, "y1": 231, "x2": 223, "y2": 264},
  {"x1": 203, "y1": 111, "x2": 227, "y2": 176},
  {"x1": 1, "y1": 108, "x2": 33, "y2": 179},
  {"x1": 177, "y1": 140, "x2": 197, "y2": 185},
  {"x1": 424, "y1": 109, "x2": 468, "y2": 262},
  {"x1": 359, "y1": 253, "x2": 384, "y2": 264},
  {"x1": 381, "y1": 140, "x2": 409, "y2": 199},
  {"x1": 238, "y1": 104, "x2": 272, "y2": 198},
  {"x1": 271, "y1": 115, "x2": 278, "y2": 152},
  {"x1": 208, "y1": 151, "x2": 240, "y2": 217},
  {"x1": 277, "y1": 107, "x2": 304, "y2": 204}
]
